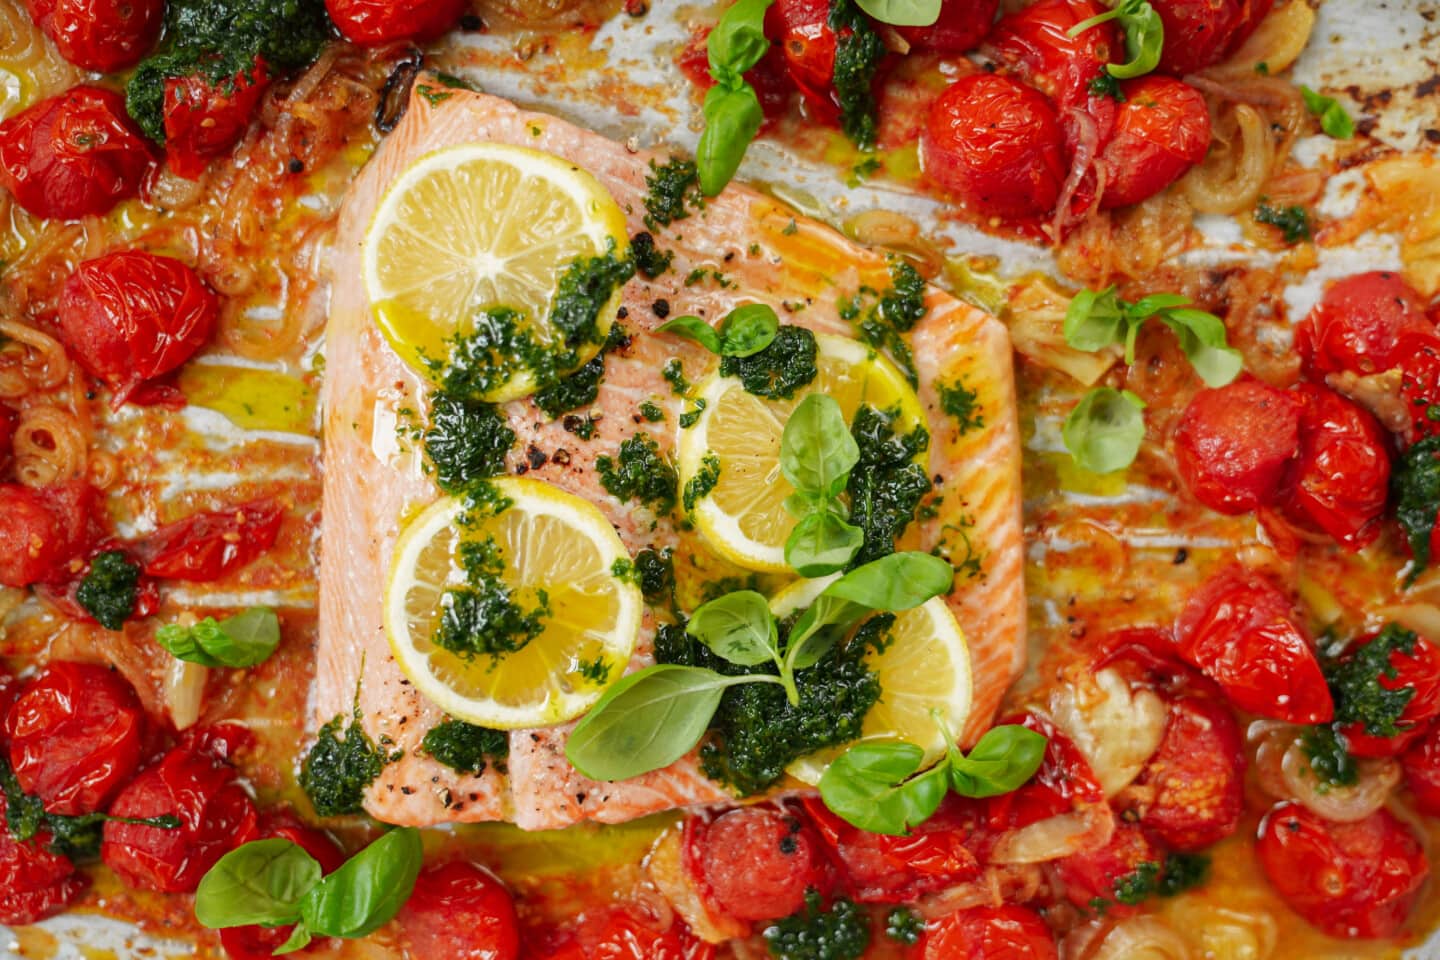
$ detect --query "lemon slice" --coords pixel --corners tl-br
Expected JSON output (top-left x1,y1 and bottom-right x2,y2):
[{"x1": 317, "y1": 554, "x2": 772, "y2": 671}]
[
  {"x1": 385, "y1": 477, "x2": 642, "y2": 729},
  {"x1": 770, "y1": 576, "x2": 972, "y2": 785},
  {"x1": 678, "y1": 333, "x2": 925, "y2": 572},
  {"x1": 363, "y1": 143, "x2": 628, "y2": 401}
]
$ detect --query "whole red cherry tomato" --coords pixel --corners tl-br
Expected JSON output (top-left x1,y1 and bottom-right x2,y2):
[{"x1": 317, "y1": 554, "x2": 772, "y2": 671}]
[
  {"x1": 0, "y1": 86, "x2": 153, "y2": 221},
  {"x1": 1295, "y1": 271, "x2": 1433, "y2": 379},
  {"x1": 1278, "y1": 383, "x2": 1391, "y2": 550},
  {"x1": 766, "y1": 0, "x2": 839, "y2": 116},
  {"x1": 0, "y1": 481, "x2": 93, "y2": 588},
  {"x1": 920, "y1": 72, "x2": 1068, "y2": 220},
  {"x1": 986, "y1": 0, "x2": 1120, "y2": 108},
  {"x1": 1098, "y1": 75, "x2": 1210, "y2": 208},
  {"x1": 23, "y1": 0, "x2": 163, "y2": 72},
  {"x1": 102, "y1": 738, "x2": 258, "y2": 893},
  {"x1": 1257, "y1": 801, "x2": 1429, "y2": 939},
  {"x1": 1174, "y1": 566, "x2": 1333, "y2": 723},
  {"x1": 325, "y1": 0, "x2": 467, "y2": 45},
  {"x1": 141, "y1": 500, "x2": 284, "y2": 582},
  {"x1": 1173, "y1": 378, "x2": 1301, "y2": 515},
  {"x1": 685, "y1": 806, "x2": 820, "y2": 921},
  {"x1": 5, "y1": 662, "x2": 144, "y2": 817},
  {"x1": 1398, "y1": 334, "x2": 1440, "y2": 442},
  {"x1": 1334, "y1": 630, "x2": 1440, "y2": 758},
  {"x1": 398, "y1": 860, "x2": 521, "y2": 960},
  {"x1": 897, "y1": 0, "x2": 1000, "y2": 52},
  {"x1": 57, "y1": 250, "x2": 218, "y2": 408},
  {"x1": 1149, "y1": 0, "x2": 1248, "y2": 75},
  {"x1": 982, "y1": 712, "x2": 1104, "y2": 836},
  {"x1": 1135, "y1": 695, "x2": 1245, "y2": 850},
  {"x1": 0, "y1": 785, "x2": 88, "y2": 925},
  {"x1": 1054, "y1": 821, "x2": 1162, "y2": 916},
  {"x1": 163, "y1": 58, "x2": 272, "y2": 181},
  {"x1": 544, "y1": 907, "x2": 713, "y2": 960},
  {"x1": 219, "y1": 813, "x2": 345, "y2": 960},
  {"x1": 1401, "y1": 723, "x2": 1440, "y2": 816},
  {"x1": 922, "y1": 904, "x2": 1057, "y2": 960}
]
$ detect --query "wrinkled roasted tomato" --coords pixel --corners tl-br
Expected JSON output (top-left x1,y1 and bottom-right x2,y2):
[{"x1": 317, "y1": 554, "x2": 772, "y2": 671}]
[
  {"x1": 1173, "y1": 378, "x2": 1301, "y2": 515},
  {"x1": 1336, "y1": 630, "x2": 1440, "y2": 758},
  {"x1": 1151, "y1": 0, "x2": 1275, "y2": 76},
  {"x1": 1133, "y1": 694, "x2": 1245, "y2": 850},
  {"x1": 398, "y1": 860, "x2": 522, "y2": 960},
  {"x1": 141, "y1": 500, "x2": 284, "y2": 582},
  {"x1": 543, "y1": 907, "x2": 713, "y2": 960},
  {"x1": 1097, "y1": 75, "x2": 1210, "y2": 209},
  {"x1": 896, "y1": 0, "x2": 1000, "y2": 53},
  {"x1": 22, "y1": 0, "x2": 163, "y2": 72},
  {"x1": 986, "y1": 0, "x2": 1120, "y2": 108},
  {"x1": 163, "y1": 58, "x2": 273, "y2": 180},
  {"x1": 0, "y1": 785, "x2": 88, "y2": 926},
  {"x1": 1278, "y1": 383, "x2": 1391, "y2": 550},
  {"x1": 922, "y1": 904, "x2": 1058, "y2": 959},
  {"x1": 766, "y1": 0, "x2": 840, "y2": 115},
  {"x1": 1296, "y1": 271, "x2": 1433, "y2": 378},
  {"x1": 685, "y1": 806, "x2": 822, "y2": 921},
  {"x1": 1054, "y1": 821, "x2": 1161, "y2": 916},
  {"x1": 325, "y1": 0, "x2": 467, "y2": 44},
  {"x1": 0, "y1": 482, "x2": 93, "y2": 589}
]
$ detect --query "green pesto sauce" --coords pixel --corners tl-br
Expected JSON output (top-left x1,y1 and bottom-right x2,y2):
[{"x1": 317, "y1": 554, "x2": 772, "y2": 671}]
[
  {"x1": 765, "y1": 891, "x2": 870, "y2": 960},
  {"x1": 534, "y1": 322, "x2": 631, "y2": 420},
  {"x1": 630, "y1": 232, "x2": 674, "y2": 278},
  {"x1": 828, "y1": 0, "x2": 885, "y2": 150},
  {"x1": 1256, "y1": 201, "x2": 1312, "y2": 243},
  {"x1": 421, "y1": 719, "x2": 509, "y2": 777},
  {"x1": 612, "y1": 550, "x2": 676, "y2": 605},
  {"x1": 77, "y1": 551, "x2": 140, "y2": 631},
  {"x1": 423, "y1": 393, "x2": 515, "y2": 492},
  {"x1": 550, "y1": 244, "x2": 635, "y2": 348},
  {"x1": 435, "y1": 538, "x2": 550, "y2": 661},
  {"x1": 839, "y1": 260, "x2": 926, "y2": 386},
  {"x1": 597, "y1": 434, "x2": 678, "y2": 515},
  {"x1": 1327, "y1": 623, "x2": 1420, "y2": 737},
  {"x1": 718, "y1": 324, "x2": 818, "y2": 400},
  {"x1": 663, "y1": 359, "x2": 691, "y2": 396},
  {"x1": 683, "y1": 452, "x2": 721, "y2": 513},
  {"x1": 643, "y1": 158, "x2": 703, "y2": 231},
  {"x1": 639, "y1": 400, "x2": 666, "y2": 423},
  {"x1": 937, "y1": 377, "x2": 984, "y2": 435},
  {"x1": 847, "y1": 405, "x2": 932, "y2": 567},
  {"x1": 679, "y1": 397, "x2": 707, "y2": 429},
  {"x1": 300, "y1": 709, "x2": 395, "y2": 818}
]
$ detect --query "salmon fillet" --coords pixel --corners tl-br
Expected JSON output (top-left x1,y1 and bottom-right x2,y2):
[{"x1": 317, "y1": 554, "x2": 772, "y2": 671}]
[{"x1": 317, "y1": 86, "x2": 1025, "y2": 830}]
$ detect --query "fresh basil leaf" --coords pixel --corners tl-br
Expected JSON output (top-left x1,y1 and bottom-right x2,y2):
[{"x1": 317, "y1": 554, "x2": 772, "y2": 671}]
[
  {"x1": 566, "y1": 665, "x2": 768, "y2": 780},
  {"x1": 1068, "y1": 0, "x2": 1162, "y2": 79},
  {"x1": 819, "y1": 741, "x2": 949, "y2": 835},
  {"x1": 949, "y1": 725, "x2": 1048, "y2": 798},
  {"x1": 1157, "y1": 308, "x2": 1244, "y2": 388},
  {"x1": 823, "y1": 552, "x2": 953, "y2": 611},
  {"x1": 1300, "y1": 85, "x2": 1354, "y2": 139},
  {"x1": 708, "y1": 0, "x2": 777, "y2": 79},
  {"x1": 156, "y1": 606, "x2": 281, "y2": 669},
  {"x1": 853, "y1": 0, "x2": 940, "y2": 27},
  {"x1": 195, "y1": 838, "x2": 321, "y2": 929},
  {"x1": 155, "y1": 621, "x2": 219, "y2": 667},
  {"x1": 783, "y1": 489, "x2": 827, "y2": 519},
  {"x1": 1127, "y1": 293, "x2": 1192, "y2": 317},
  {"x1": 1063, "y1": 387, "x2": 1146, "y2": 474},
  {"x1": 786, "y1": 593, "x2": 869, "y2": 671},
  {"x1": 687, "y1": 590, "x2": 780, "y2": 667},
  {"x1": 1063, "y1": 285, "x2": 1127, "y2": 352},
  {"x1": 698, "y1": 81, "x2": 763, "y2": 197},
  {"x1": 781, "y1": 394, "x2": 860, "y2": 499},
  {"x1": 718, "y1": 303, "x2": 780, "y2": 357},
  {"x1": 786, "y1": 510, "x2": 865, "y2": 577},
  {"x1": 275, "y1": 925, "x2": 313, "y2": 955},
  {"x1": 300, "y1": 828, "x2": 422, "y2": 940},
  {"x1": 657, "y1": 315, "x2": 722, "y2": 354}
]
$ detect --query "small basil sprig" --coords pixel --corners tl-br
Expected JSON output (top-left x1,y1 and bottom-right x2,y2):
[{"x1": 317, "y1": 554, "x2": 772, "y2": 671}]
[
  {"x1": 565, "y1": 551, "x2": 954, "y2": 782},
  {"x1": 658, "y1": 303, "x2": 778, "y2": 357},
  {"x1": 1068, "y1": 0, "x2": 1163, "y2": 80},
  {"x1": 1063, "y1": 387, "x2": 1147, "y2": 475},
  {"x1": 1300, "y1": 86, "x2": 1355, "y2": 140},
  {"x1": 155, "y1": 606, "x2": 281, "y2": 668},
  {"x1": 782, "y1": 394, "x2": 865, "y2": 576},
  {"x1": 196, "y1": 828, "x2": 423, "y2": 952},
  {"x1": 818, "y1": 722, "x2": 1048, "y2": 835},
  {"x1": 853, "y1": 0, "x2": 940, "y2": 26},
  {"x1": 698, "y1": 0, "x2": 776, "y2": 196}
]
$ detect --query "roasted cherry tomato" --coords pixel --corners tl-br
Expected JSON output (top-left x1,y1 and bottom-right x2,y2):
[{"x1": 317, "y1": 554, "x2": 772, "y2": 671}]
[
  {"x1": 987, "y1": 0, "x2": 1119, "y2": 107},
  {"x1": 141, "y1": 500, "x2": 284, "y2": 582},
  {"x1": 1054, "y1": 821, "x2": 1162, "y2": 916},
  {"x1": 162, "y1": 58, "x2": 272, "y2": 180},
  {"x1": 1257, "y1": 801, "x2": 1429, "y2": 939},
  {"x1": 677, "y1": 28, "x2": 792, "y2": 123},
  {"x1": 1173, "y1": 378, "x2": 1301, "y2": 515},
  {"x1": 1398, "y1": 333, "x2": 1440, "y2": 442},
  {"x1": 1278, "y1": 383, "x2": 1391, "y2": 550},
  {"x1": 219, "y1": 813, "x2": 344, "y2": 960},
  {"x1": 5, "y1": 662, "x2": 144, "y2": 817},
  {"x1": 58, "y1": 250, "x2": 218, "y2": 408},
  {"x1": 398, "y1": 860, "x2": 521, "y2": 960},
  {"x1": 1174, "y1": 566, "x2": 1333, "y2": 723},
  {"x1": 544, "y1": 907, "x2": 713, "y2": 960},
  {"x1": 325, "y1": 0, "x2": 467, "y2": 44},
  {"x1": 102, "y1": 737, "x2": 258, "y2": 893},
  {"x1": 1334, "y1": 630, "x2": 1440, "y2": 758},
  {"x1": 1295, "y1": 271, "x2": 1433, "y2": 379},
  {"x1": 0, "y1": 785, "x2": 88, "y2": 926},
  {"x1": 1135, "y1": 695, "x2": 1244, "y2": 850},
  {"x1": 982, "y1": 712, "x2": 1104, "y2": 835},
  {"x1": 1152, "y1": 0, "x2": 1274, "y2": 76},
  {"x1": 920, "y1": 72, "x2": 1068, "y2": 220},
  {"x1": 1098, "y1": 75, "x2": 1210, "y2": 208},
  {"x1": 0, "y1": 481, "x2": 93, "y2": 588},
  {"x1": 922, "y1": 904, "x2": 1058, "y2": 960},
  {"x1": 23, "y1": 0, "x2": 163, "y2": 72},
  {"x1": 686, "y1": 806, "x2": 820, "y2": 922},
  {"x1": 1401, "y1": 722, "x2": 1440, "y2": 816},
  {"x1": 0, "y1": 86, "x2": 153, "y2": 221},
  {"x1": 766, "y1": 0, "x2": 839, "y2": 115},
  {"x1": 897, "y1": 0, "x2": 1000, "y2": 52}
]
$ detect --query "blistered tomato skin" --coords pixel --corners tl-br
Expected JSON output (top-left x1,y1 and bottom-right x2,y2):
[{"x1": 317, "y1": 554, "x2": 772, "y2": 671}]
[
  {"x1": 983, "y1": 712, "x2": 1104, "y2": 834},
  {"x1": 1098, "y1": 75, "x2": 1211, "y2": 209},
  {"x1": 1401, "y1": 724, "x2": 1440, "y2": 815},
  {"x1": 1173, "y1": 378, "x2": 1301, "y2": 515},
  {"x1": 1279, "y1": 384, "x2": 1391, "y2": 551},
  {"x1": 1175, "y1": 566, "x2": 1333, "y2": 724},
  {"x1": 920, "y1": 73, "x2": 1068, "y2": 220},
  {"x1": 1337, "y1": 631, "x2": 1440, "y2": 758},
  {"x1": 1296, "y1": 271, "x2": 1433, "y2": 378},
  {"x1": 58, "y1": 250, "x2": 218, "y2": 408},
  {"x1": 1135, "y1": 695, "x2": 1245, "y2": 851},
  {"x1": 544, "y1": 908, "x2": 713, "y2": 960},
  {"x1": 986, "y1": 0, "x2": 1119, "y2": 107},
  {"x1": 398, "y1": 861, "x2": 522, "y2": 960},
  {"x1": 922, "y1": 904, "x2": 1058, "y2": 960},
  {"x1": 141, "y1": 500, "x2": 285, "y2": 582},
  {"x1": 896, "y1": 0, "x2": 1000, "y2": 52},
  {"x1": 1257, "y1": 802, "x2": 1429, "y2": 939},
  {"x1": 0, "y1": 86, "x2": 153, "y2": 221},
  {"x1": 0, "y1": 785, "x2": 88, "y2": 925},
  {"x1": 23, "y1": 0, "x2": 163, "y2": 73},
  {"x1": 325, "y1": 0, "x2": 467, "y2": 44},
  {"x1": 163, "y1": 59, "x2": 272, "y2": 180},
  {"x1": 0, "y1": 482, "x2": 93, "y2": 588},
  {"x1": 690, "y1": 807, "x2": 820, "y2": 922},
  {"x1": 1149, "y1": 0, "x2": 1246, "y2": 75},
  {"x1": 766, "y1": 0, "x2": 838, "y2": 114},
  {"x1": 1399, "y1": 334, "x2": 1440, "y2": 442}
]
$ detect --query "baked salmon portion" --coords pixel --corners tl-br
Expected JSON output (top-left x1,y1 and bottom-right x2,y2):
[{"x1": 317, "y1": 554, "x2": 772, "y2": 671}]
[{"x1": 317, "y1": 85, "x2": 1025, "y2": 830}]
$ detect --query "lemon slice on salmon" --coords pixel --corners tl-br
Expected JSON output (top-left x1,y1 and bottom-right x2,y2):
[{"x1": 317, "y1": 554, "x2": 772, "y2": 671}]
[
  {"x1": 770, "y1": 576, "x2": 972, "y2": 785},
  {"x1": 384, "y1": 477, "x2": 641, "y2": 729},
  {"x1": 677, "y1": 333, "x2": 925, "y2": 572},
  {"x1": 363, "y1": 143, "x2": 629, "y2": 402}
]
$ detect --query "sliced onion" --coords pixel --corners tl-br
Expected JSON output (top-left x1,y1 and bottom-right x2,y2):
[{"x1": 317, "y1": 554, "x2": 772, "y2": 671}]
[
  {"x1": 1048, "y1": 668, "x2": 1167, "y2": 798},
  {"x1": 990, "y1": 802, "x2": 1115, "y2": 864},
  {"x1": 1376, "y1": 603, "x2": 1440, "y2": 641},
  {"x1": 1178, "y1": 103, "x2": 1273, "y2": 215},
  {"x1": 1082, "y1": 917, "x2": 1191, "y2": 960},
  {"x1": 1326, "y1": 370, "x2": 1410, "y2": 435},
  {"x1": 1053, "y1": 107, "x2": 1102, "y2": 236},
  {"x1": 1006, "y1": 277, "x2": 1121, "y2": 385},
  {"x1": 164, "y1": 656, "x2": 208, "y2": 731},
  {"x1": 843, "y1": 210, "x2": 942, "y2": 278},
  {"x1": 1208, "y1": 0, "x2": 1317, "y2": 80},
  {"x1": 1279, "y1": 734, "x2": 1401, "y2": 823}
]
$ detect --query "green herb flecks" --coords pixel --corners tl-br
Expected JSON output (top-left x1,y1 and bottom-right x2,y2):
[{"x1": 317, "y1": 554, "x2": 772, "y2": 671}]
[
  {"x1": 630, "y1": 232, "x2": 673, "y2": 278},
  {"x1": 684, "y1": 452, "x2": 722, "y2": 513},
  {"x1": 839, "y1": 260, "x2": 927, "y2": 386},
  {"x1": 77, "y1": 551, "x2": 141, "y2": 631},
  {"x1": 829, "y1": 0, "x2": 886, "y2": 150},
  {"x1": 1394, "y1": 436, "x2": 1440, "y2": 581},
  {"x1": 1327, "y1": 624, "x2": 1420, "y2": 738},
  {"x1": 719, "y1": 324, "x2": 818, "y2": 400},
  {"x1": 1158, "y1": 853, "x2": 1211, "y2": 896},
  {"x1": 421, "y1": 719, "x2": 508, "y2": 777},
  {"x1": 937, "y1": 377, "x2": 984, "y2": 434},
  {"x1": 1300, "y1": 724, "x2": 1359, "y2": 790},
  {"x1": 424, "y1": 393, "x2": 514, "y2": 491},
  {"x1": 644, "y1": 158, "x2": 704, "y2": 230},
  {"x1": 1256, "y1": 201, "x2": 1312, "y2": 243},
  {"x1": 764, "y1": 891, "x2": 870, "y2": 960},
  {"x1": 434, "y1": 539, "x2": 551, "y2": 661},
  {"x1": 884, "y1": 907, "x2": 923, "y2": 945},
  {"x1": 846, "y1": 404, "x2": 931, "y2": 568},
  {"x1": 663, "y1": 358, "x2": 692, "y2": 396},
  {"x1": 551, "y1": 243, "x2": 635, "y2": 349},
  {"x1": 0, "y1": 756, "x2": 179, "y2": 862},
  {"x1": 300, "y1": 709, "x2": 395, "y2": 818},
  {"x1": 597, "y1": 434, "x2": 679, "y2": 515}
]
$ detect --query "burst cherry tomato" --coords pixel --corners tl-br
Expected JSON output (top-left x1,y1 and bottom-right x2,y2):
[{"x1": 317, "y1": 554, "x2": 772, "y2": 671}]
[
  {"x1": 1098, "y1": 75, "x2": 1210, "y2": 208},
  {"x1": 1401, "y1": 723, "x2": 1440, "y2": 816},
  {"x1": 162, "y1": 58, "x2": 272, "y2": 180},
  {"x1": 0, "y1": 482, "x2": 93, "y2": 588},
  {"x1": 1335, "y1": 630, "x2": 1440, "y2": 758},
  {"x1": 1174, "y1": 566, "x2": 1333, "y2": 723},
  {"x1": 219, "y1": 813, "x2": 344, "y2": 960},
  {"x1": 5, "y1": 662, "x2": 144, "y2": 817},
  {"x1": 544, "y1": 907, "x2": 712, "y2": 960},
  {"x1": 1398, "y1": 334, "x2": 1440, "y2": 442},
  {"x1": 1295, "y1": 271, "x2": 1433, "y2": 379},
  {"x1": 920, "y1": 72, "x2": 1068, "y2": 220},
  {"x1": 922, "y1": 904, "x2": 1058, "y2": 960},
  {"x1": 325, "y1": 0, "x2": 466, "y2": 44},
  {"x1": 1135, "y1": 695, "x2": 1244, "y2": 850},
  {"x1": 1278, "y1": 383, "x2": 1391, "y2": 550},
  {"x1": 0, "y1": 785, "x2": 88, "y2": 926},
  {"x1": 0, "y1": 86, "x2": 153, "y2": 221},
  {"x1": 1257, "y1": 802, "x2": 1429, "y2": 939},
  {"x1": 58, "y1": 250, "x2": 218, "y2": 408},
  {"x1": 1173, "y1": 378, "x2": 1301, "y2": 515},
  {"x1": 982, "y1": 712, "x2": 1104, "y2": 835},
  {"x1": 766, "y1": 0, "x2": 839, "y2": 116},
  {"x1": 23, "y1": 0, "x2": 163, "y2": 72},
  {"x1": 141, "y1": 500, "x2": 284, "y2": 582},
  {"x1": 686, "y1": 806, "x2": 820, "y2": 922},
  {"x1": 986, "y1": 0, "x2": 1120, "y2": 107},
  {"x1": 102, "y1": 736, "x2": 258, "y2": 893},
  {"x1": 398, "y1": 860, "x2": 521, "y2": 960},
  {"x1": 1151, "y1": 0, "x2": 1273, "y2": 75},
  {"x1": 897, "y1": 0, "x2": 1000, "y2": 52},
  {"x1": 1054, "y1": 821, "x2": 1162, "y2": 916}
]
